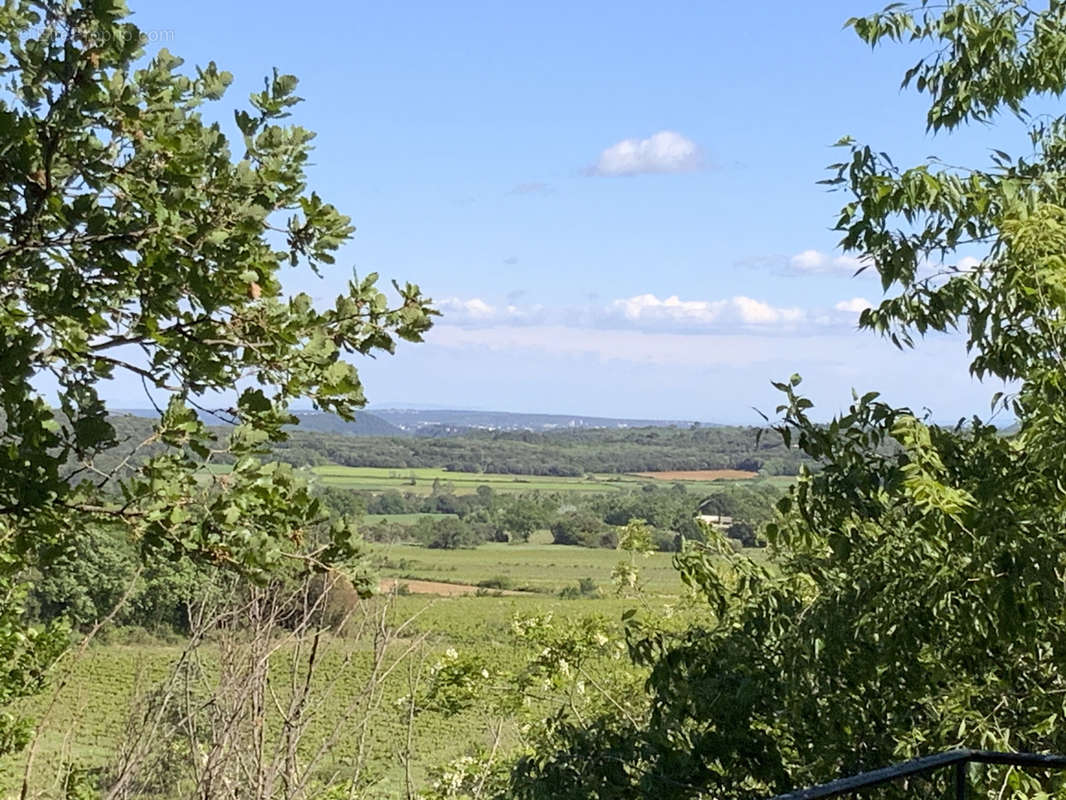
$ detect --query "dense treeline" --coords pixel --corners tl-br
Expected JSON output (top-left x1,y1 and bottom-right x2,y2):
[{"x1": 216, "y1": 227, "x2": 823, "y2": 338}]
[
  {"x1": 25, "y1": 479, "x2": 782, "y2": 635},
  {"x1": 316, "y1": 481, "x2": 784, "y2": 552},
  {"x1": 25, "y1": 524, "x2": 206, "y2": 635},
  {"x1": 273, "y1": 424, "x2": 809, "y2": 476},
  {"x1": 97, "y1": 414, "x2": 810, "y2": 478}
]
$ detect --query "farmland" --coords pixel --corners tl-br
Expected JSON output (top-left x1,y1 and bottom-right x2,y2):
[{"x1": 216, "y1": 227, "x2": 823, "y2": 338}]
[
  {"x1": 21, "y1": 420, "x2": 790, "y2": 798},
  {"x1": 311, "y1": 465, "x2": 647, "y2": 494},
  {"x1": 374, "y1": 536, "x2": 687, "y2": 594},
  {"x1": 2, "y1": 541, "x2": 715, "y2": 798},
  {"x1": 311, "y1": 464, "x2": 784, "y2": 495},
  {"x1": 6, "y1": 447, "x2": 785, "y2": 798},
  {"x1": 0, "y1": 603, "x2": 584, "y2": 797},
  {"x1": 633, "y1": 468, "x2": 759, "y2": 481}
]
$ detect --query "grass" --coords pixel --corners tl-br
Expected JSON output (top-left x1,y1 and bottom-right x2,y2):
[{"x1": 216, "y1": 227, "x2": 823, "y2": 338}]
[
  {"x1": 632, "y1": 469, "x2": 759, "y2": 481},
  {"x1": 210, "y1": 464, "x2": 794, "y2": 495},
  {"x1": 311, "y1": 466, "x2": 794, "y2": 495},
  {"x1": 1, "y1": 519, "x2": 765, "y2": 797},
  {"x1": 751, "y1": 474, "x2": 798, "y2": 488},
  {"x1": 311, "y1": 465, "x2": 640, "y2": 494},
  {"x1": 374, "y1": 538, "x2": 686, "y2": 594},
  {"x1": 1, "y1": 591, "x2": 675, "y2": 799},
  {"x1": 592, "y1": 471, "x2": 795, "y2": 493}
]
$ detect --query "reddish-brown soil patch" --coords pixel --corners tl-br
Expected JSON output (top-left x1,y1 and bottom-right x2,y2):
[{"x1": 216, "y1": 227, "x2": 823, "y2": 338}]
[{"x1": 632, "y1": 469, "x2": 759, "y2": 481}]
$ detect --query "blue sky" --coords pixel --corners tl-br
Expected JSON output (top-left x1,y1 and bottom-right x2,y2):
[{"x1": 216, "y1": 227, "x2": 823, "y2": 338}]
[{"x1": 123, "y1": 0, "x2": 1020, "y2": 423}]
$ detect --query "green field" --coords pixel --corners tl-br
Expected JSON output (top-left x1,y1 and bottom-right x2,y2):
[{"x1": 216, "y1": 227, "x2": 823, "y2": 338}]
[
  {"x1": 375, "y1": 538, "x2": 688, "y2": 594},
  {"x1": 2, "y1": 552, "x2": 697, "y2": 798},
  {"x1": 0, "y1": 598, "x2": 626, "y2": 798},
  {"x1": 312, "y1": 465, "x2": 641, "y2": 494},
  {"x1": 311, "y1": 465, "x2": 787, "y2": 495},
  {"x1": 205, "y1": 464, "x2": 792, "y2": 496}
]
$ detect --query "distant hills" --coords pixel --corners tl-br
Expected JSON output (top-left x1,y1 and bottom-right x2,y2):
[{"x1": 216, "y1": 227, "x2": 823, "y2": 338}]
[
  {"x1": 114, "y1": 408, "x2": 408, "y2": 437},
  {"x1": 289, "y1": 410, "x2": 408, "y2": 437},
  {"x1": 368, "y1": 408, "x2": 713, "y2": 434},
  {"x1": 102, "y1": 407, "x2": 802, "y2": 476},
  {"x1": 113, "y1": 407, "x2": 715, "y2": 437}
]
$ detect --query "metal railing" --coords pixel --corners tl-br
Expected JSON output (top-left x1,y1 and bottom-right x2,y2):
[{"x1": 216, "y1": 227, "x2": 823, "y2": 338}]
[{"x1": 768, "y1": 749, "x2": 1066, "y2": 800}]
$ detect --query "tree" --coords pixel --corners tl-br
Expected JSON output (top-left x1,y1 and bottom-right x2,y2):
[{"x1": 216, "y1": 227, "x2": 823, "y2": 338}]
[
  {"x1": 733, "y1": 457, "x2": 761, "y2": 472},
  {"x1": 513, "y1": 3, "x2": 1066, "y2": 798},
  {"x1": 724, "y1": 520, "x2": 756, "y2": 548},
  {"x1": 550, "y1": 513, "x2": 610, "y2": 547},
  {"x1": 426, "y1": 517, "x2": 479, "y2": 550},
  {"x1": 696, "y1": 493, "x2": 737, "y2": 517},
  {"x1": 500, "y1": 497, "x2": 548, "y2": 542},
  {"x1": 370, "y1": 489, "x2": 410, "y2": 515},
  {"x1": 0, "y1": 0, "x2": 434, "y2": 757},
  {"x1": 26, "y1": 525, "x2": 137, "y2": 631}
]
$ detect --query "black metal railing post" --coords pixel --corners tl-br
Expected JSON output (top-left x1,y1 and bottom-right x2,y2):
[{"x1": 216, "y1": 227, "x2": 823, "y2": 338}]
[{"x1": 767, "y1": 750, "x2": 1066, "y2": 800}]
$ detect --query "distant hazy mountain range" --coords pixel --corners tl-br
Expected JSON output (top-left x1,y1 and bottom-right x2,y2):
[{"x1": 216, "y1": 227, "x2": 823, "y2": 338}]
[
  {"x1": 112, "y1": 407, "x2": 714, "y2": 437},
  {"x1": 369, "y1": 408, "x2": 712, "y2": 434}
]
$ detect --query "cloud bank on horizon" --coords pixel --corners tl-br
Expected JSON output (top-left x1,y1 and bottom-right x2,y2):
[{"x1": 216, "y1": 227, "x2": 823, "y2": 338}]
[
  {"x1": 437, "y1": 291, "x2": 871, "y2": 335},
  {"x1": 411, "y1": 281, "x2": 1002, "y2": 422},
  {"x1": 366, "y1": 302, "x2": 1002, "y2": 424}
]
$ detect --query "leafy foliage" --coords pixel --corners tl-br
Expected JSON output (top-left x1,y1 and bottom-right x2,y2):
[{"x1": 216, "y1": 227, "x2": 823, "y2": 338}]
[
  {"x1": 0, "y1": 0, "x2": 433, "y2": 757},
  {"x1": 510, "y1": 2, "x2": 1066, "y2": 798},
  {"x1": 270, "y1": 423, "x2": 810, "y2": 476},
  {"x1": 26, "y1": 524, "x2": 205, "y2": 633}
]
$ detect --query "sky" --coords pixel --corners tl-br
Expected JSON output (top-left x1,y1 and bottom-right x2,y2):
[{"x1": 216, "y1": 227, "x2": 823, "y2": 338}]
[{"x1": 120, "y1": 0, "x2": 1023, "y2": 424}]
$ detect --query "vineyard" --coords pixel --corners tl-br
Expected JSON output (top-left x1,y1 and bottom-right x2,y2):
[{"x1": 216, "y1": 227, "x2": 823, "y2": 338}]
[{"x1": 1, "y1": 540, "x2": 724, "y2": 798}]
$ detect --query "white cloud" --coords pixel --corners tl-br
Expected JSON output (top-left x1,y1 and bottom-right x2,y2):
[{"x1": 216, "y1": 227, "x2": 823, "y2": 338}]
[
  {"x1": 789, "y1": 249, "x2": 827, "y2": 272},
  {"x1": 376, "y1": 325, "x2": 994, "y2": 425},
  {"x1": 733, "y1": 296, "x2": 803, "y2": 324},
  {"x1": 421, "y1": 294, "x2": 992, "y2": 411},
  {"x1": 438, "y1": 293, "x2": 831, "y2": 335},
  {"x1": 439, "y1": 297, "x2": 496, "y2": 319},
  {"x1": 429, "y1": 325, "x2": 817, "y2": 367},
  {"x1": 834, "y1": 297, "x2": 874, "y2": 313},
  {"x1": 588, "y1": 131, "x2": 702, "y2": 177},
  {"x1": 789, "y1": 249, "x2": 870, "y2": 275},
  {"x1": 776, "y1": 250, "x2": 987, "y2": 281},
  {"x1": 609, "y1": 293, "x2": 804, "y2": 328},
  {"x1": 833, "y1": 255, "x2": 867, "y2": 272},
  {"x1": 426, "y1": 324, "x2": 970, "y2": 376},
  {"x1": 437, "y1": 297, "x2": 546, "y2": 326}
]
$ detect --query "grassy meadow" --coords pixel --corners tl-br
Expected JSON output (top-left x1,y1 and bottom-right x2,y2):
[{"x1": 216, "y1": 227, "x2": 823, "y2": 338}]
[
  {"x1": 374, "y1": 535, "x2": 686, "y2": 594},
  {"x1": 311, "y1": 464, "x2": 785, "y2": 495},
  {"x1": 2, "y1": 602, "x2": 613, "y2": 798},
  {"x1": 312, "y1": 465, "x2": 643, "y2": 494}
]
